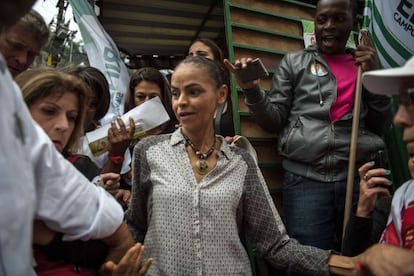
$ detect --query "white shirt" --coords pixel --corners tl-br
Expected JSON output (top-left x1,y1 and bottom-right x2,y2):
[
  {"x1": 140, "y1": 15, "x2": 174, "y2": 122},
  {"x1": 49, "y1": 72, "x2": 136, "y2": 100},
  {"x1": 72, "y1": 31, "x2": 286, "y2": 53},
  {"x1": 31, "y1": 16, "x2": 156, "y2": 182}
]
[{"x1": 0, "y1": 55, "x2": 123, "y2": 275}]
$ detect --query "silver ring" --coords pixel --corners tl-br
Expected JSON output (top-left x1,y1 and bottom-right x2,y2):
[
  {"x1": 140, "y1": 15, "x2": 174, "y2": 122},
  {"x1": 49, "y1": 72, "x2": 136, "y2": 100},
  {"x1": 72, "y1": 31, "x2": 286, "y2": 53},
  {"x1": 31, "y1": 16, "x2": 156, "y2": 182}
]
[{"x1": 363, "y1": 173, "x2": 369, "y2": 181}]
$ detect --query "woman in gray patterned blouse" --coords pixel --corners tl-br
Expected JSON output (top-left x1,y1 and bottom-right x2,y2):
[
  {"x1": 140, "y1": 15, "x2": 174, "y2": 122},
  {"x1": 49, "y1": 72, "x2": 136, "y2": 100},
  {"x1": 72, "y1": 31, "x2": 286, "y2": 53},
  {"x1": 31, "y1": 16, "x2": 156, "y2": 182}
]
[{"x1": 125, "y1": 56, "x2": 356, "y2": 275}]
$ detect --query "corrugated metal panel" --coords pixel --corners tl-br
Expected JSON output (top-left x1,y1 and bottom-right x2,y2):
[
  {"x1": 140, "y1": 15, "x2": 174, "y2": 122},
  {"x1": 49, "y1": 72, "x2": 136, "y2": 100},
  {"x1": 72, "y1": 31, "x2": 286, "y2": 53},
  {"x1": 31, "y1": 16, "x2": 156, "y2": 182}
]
[
  {"x1": 96, "y1": 0, "x2": 319, "y2": 68},
  {"x1": 99, "y1": 0, "x2": 224, "y2": 58}
]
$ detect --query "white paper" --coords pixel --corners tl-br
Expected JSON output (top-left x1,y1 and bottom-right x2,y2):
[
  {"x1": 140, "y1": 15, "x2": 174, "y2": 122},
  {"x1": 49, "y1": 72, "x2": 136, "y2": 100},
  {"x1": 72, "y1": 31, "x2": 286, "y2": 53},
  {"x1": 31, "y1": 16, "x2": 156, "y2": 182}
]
[{"x1": 86, "y1": 97, "x2": 170, "y2": 156}]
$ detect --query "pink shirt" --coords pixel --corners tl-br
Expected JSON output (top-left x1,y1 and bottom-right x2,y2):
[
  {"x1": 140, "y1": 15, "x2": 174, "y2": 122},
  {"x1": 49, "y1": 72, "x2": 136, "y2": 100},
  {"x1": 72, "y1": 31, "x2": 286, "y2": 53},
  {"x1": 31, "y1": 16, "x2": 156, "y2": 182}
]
[{"x1": 323, "y1": 54, "x2": 357, "y2": 122}]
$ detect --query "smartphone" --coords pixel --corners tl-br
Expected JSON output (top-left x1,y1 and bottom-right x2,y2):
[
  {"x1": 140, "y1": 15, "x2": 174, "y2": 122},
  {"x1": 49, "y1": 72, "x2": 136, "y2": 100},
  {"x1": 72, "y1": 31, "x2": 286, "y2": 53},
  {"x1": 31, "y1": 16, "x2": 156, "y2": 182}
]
[
  {"x1": 374, "y1": 150, "x2": 386, "y2": 169},
  {"x1": 373, "y1": 150, "x2": 391, "y2": 189},
  {"x1": 236, "y1": 58, "x2": 269, "y2": 83}
]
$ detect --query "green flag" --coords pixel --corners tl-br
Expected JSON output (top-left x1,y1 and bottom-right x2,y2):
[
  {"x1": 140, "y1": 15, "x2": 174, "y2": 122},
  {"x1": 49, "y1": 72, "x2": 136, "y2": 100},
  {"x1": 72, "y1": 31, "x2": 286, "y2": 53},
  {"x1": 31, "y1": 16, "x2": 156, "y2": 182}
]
[
  {"x1": 68, "y1": 0, "x2": 129, "y2": 123},
  {"x1": 363, "y1": 0, "x2": 413, "y2": 188},
  {"x1": 363, "y1": 0, "x2": 414, "y2": 68}
]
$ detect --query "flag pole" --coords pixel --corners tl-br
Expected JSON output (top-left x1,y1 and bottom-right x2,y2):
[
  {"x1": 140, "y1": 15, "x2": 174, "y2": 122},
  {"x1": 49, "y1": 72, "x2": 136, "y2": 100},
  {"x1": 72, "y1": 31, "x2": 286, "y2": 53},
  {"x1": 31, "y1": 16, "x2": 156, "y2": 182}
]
[
  {"x1": 342, "y1": 64, "x2": 363, "y2": 241},
  {"x1": 342, "y1": 29, "x2": 370, "y2": 248}
]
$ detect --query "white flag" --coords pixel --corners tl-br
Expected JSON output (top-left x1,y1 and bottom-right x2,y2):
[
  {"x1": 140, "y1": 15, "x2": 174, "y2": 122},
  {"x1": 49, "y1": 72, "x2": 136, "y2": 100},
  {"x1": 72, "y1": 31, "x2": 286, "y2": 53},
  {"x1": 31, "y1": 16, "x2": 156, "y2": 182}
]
[
  {"x1": 68, "y1": 0, "x2": 129, "y2": 123},
  {"x1": 363, "y1": 0, "x2": 414, "y2": 68}
]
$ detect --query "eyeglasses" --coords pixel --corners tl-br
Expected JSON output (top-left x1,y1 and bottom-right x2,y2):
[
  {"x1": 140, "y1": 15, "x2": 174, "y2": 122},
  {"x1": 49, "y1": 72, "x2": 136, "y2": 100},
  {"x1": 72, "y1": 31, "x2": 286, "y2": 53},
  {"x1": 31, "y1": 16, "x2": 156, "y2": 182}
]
[{"x1": 399, "y1": 87, "x2": 414, "y2": 106}]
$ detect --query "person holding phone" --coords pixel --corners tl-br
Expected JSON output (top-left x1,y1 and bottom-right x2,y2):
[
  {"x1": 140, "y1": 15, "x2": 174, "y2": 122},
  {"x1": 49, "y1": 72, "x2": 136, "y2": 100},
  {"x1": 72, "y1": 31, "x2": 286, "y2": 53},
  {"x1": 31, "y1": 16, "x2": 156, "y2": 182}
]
[
  {"x1": 225, "y1": 0, "x2": 392, "y2": 251},
  {"x1": 343, "y1": 55, "x2": 414, "y2": 257},
  {"x1": 341, "y1": 160, "x2": 392, "y2": 256}
]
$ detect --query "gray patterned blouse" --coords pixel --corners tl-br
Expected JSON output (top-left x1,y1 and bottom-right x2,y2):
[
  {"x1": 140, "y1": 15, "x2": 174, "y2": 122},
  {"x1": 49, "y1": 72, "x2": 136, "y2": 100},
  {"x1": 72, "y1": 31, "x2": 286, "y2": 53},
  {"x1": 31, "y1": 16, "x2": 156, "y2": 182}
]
[{"x1": 125, "y1": 130, "x2": 330, "y2": 276}]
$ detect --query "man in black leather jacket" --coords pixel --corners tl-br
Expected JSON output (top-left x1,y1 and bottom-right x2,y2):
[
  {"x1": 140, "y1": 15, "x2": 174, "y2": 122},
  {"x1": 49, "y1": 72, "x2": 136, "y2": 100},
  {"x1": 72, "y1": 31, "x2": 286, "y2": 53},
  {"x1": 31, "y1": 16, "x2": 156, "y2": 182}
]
[{"x1": 225, "y1": 0, "x2": 392, "y2": 251}]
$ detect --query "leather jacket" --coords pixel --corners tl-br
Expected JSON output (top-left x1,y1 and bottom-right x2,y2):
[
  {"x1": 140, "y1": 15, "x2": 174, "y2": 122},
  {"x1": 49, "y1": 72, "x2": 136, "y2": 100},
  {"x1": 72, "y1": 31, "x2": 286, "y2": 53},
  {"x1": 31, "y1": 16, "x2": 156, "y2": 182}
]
[{"x1": 243, "y1": 46, "x2": 392, "y2": 182}]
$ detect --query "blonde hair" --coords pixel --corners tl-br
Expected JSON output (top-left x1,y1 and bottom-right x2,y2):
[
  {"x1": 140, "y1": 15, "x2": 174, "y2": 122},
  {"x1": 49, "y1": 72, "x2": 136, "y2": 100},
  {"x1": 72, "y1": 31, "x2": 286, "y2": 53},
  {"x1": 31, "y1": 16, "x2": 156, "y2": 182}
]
[{"x1": 16, "y1": 67, "x2": 92, "y2": 153}]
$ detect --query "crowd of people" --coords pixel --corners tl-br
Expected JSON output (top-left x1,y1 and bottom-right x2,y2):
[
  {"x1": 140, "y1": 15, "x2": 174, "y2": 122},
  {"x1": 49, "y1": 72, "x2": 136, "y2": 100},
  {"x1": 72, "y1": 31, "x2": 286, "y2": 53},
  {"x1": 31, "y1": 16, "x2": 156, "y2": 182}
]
[{"x1": 0, "y1": 0, "x2": 413, "y2": 275}]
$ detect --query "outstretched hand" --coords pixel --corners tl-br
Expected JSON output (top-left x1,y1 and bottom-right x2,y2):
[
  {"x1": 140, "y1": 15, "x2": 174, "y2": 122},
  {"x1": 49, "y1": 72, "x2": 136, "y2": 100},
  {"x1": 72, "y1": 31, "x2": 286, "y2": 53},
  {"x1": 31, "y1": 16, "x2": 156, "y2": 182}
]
[
  {"x1": 356, "y1": 244, "x2": 414, "y2": 276},
  {"x1": 100, "y1": 243, "x2": 153, "y2": 276},
  {"x1": 223, "y1": 58, "x2": 260, "y2": 90}
]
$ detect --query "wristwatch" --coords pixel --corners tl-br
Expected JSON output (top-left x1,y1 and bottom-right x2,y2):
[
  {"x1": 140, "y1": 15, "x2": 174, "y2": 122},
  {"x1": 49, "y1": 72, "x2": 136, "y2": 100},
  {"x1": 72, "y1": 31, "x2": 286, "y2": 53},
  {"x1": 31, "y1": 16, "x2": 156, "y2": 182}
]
[{"x1": 108, "y1": 154, "x2": 125, "y2": 164}]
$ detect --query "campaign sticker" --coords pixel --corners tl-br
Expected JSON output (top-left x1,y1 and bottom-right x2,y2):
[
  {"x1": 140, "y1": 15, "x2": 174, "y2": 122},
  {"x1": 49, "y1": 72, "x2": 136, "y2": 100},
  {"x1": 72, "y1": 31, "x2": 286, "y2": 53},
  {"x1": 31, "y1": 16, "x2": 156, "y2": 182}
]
[{"x1": 310, "y1": 63, "x2": 328, "y2": 76}]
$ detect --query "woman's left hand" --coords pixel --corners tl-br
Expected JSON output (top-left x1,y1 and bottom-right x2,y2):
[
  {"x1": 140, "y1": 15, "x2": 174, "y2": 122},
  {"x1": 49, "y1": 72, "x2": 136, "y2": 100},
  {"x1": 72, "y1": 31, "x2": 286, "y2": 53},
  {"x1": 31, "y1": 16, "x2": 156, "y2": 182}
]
[{"x1": 99, "y1": 243, "x2": 153, "y2": 276}]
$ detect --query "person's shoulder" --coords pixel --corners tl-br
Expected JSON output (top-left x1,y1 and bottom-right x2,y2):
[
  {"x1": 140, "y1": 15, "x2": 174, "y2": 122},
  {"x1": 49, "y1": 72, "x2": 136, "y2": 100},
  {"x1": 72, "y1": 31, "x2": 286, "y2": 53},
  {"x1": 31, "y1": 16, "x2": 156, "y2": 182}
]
[
  {"x1": 229, "y1": 136, "x2": 258, "y2": 165},
  {"x1": 135, "y1": 134, "x2": 171, "y2": 151},
  {"x1": 281, "y1": 47, "x2": 315, "y2": 67},
  {"x1": 285, "y1": 46, "x2": 315, "y2": 59},
  {"x1": 227, "y1": 140, "x2": 258, "y2": 169},
  {"x1": 389, "y1": 179, "x2": 414, "y2": 210},
  {"x1": 141, "y1": 133, "x2": 171, "y2": 143},
  {"x1": 394, "y1": 179, "x2": 414, "y2": 198}
]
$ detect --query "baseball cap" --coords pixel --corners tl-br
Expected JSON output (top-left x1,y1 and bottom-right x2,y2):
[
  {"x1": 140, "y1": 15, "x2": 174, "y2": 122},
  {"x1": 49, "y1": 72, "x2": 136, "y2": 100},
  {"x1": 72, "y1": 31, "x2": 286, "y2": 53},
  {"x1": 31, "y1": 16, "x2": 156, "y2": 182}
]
[{"x1": 362, "y1": 56, "x2": 414, "y2": 95}]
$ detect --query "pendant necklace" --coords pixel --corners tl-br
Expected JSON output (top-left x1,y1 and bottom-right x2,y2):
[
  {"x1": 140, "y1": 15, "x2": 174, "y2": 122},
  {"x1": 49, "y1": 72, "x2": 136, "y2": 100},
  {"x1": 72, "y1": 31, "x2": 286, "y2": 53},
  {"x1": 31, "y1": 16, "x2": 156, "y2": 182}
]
[{"x1": 181, "y1": 130, "x2": 216, "y2": 175}]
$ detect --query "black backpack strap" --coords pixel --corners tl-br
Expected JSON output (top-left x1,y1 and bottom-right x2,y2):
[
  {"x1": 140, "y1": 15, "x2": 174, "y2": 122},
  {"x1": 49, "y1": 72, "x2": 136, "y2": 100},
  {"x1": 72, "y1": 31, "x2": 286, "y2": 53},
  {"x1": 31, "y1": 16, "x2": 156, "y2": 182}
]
[
  {"x1": 214, "y1": 102, "x2": 225, "y2": 134},
  {"x1": 66, "y1": 154, "x2": 100, "y2": 181}
]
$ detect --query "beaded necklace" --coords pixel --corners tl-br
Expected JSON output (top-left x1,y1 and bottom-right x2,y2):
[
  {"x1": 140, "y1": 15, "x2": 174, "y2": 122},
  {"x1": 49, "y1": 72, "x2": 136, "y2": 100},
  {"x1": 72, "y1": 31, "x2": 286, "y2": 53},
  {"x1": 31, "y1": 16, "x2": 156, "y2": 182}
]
[{"x1": 181, "y1": 130, "x2": 216, "y2": 175}]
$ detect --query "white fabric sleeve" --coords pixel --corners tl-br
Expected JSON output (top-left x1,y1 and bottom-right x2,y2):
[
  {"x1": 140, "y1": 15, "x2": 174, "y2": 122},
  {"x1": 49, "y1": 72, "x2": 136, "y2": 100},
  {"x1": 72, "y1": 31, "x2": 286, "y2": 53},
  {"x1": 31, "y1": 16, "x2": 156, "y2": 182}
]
[{"x1": 0, "y1": 60, "x2": 37, "y2": 275}]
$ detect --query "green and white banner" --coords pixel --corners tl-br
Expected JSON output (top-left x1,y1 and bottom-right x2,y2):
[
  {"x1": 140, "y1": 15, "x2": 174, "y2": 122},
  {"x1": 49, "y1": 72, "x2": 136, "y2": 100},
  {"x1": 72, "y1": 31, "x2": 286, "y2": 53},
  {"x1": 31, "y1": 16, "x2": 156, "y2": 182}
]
[
  {"x1": 363, "y1": 0, "x2": 414, "y2": 68},
  {"x1": 68, "y1": 0, "x2": 129, "y2": 123},
  {"x1": 363, "y1": 0, "x2": 413, "y2": 189}
]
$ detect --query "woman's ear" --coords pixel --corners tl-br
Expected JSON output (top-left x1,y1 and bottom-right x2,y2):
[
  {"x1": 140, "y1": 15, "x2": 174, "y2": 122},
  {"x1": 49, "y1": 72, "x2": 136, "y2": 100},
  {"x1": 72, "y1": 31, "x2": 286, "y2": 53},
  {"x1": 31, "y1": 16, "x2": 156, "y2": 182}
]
[{"x1": 218, "y1": 84, "x2": 228, "y2": 105}]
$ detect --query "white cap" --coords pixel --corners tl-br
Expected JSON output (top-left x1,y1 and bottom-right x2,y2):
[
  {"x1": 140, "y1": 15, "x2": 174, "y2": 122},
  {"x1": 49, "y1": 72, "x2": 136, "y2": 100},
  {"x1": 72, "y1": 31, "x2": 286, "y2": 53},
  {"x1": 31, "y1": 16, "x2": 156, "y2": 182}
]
[{"x1": 362, "y1": 56, "x2": 414, "y2": 95}]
